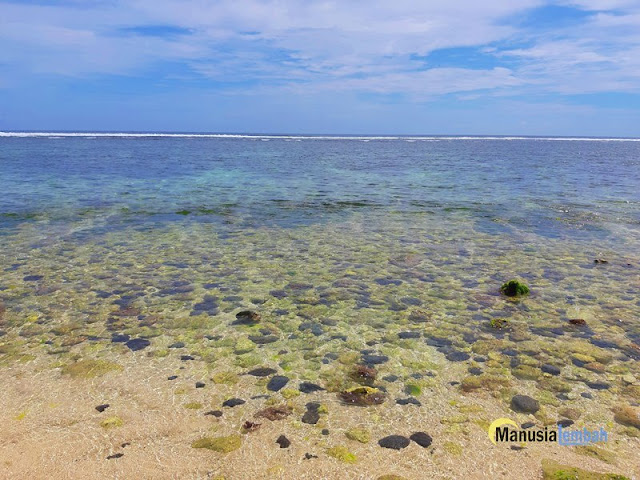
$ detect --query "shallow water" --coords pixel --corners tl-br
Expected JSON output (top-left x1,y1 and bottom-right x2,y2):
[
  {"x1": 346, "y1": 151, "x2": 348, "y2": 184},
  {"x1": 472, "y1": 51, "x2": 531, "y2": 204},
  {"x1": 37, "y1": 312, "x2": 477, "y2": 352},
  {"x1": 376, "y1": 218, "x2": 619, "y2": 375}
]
[{"x1": 1, "y1": 135, "x2": 640, "y2": 476}]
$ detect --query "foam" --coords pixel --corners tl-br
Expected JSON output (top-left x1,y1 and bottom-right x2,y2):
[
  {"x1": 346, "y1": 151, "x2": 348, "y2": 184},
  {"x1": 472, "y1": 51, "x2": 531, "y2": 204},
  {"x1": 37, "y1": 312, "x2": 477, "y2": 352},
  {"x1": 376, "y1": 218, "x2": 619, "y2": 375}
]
[{"x1": 1, "y1": 132, "x2": 639, "y2": 141}]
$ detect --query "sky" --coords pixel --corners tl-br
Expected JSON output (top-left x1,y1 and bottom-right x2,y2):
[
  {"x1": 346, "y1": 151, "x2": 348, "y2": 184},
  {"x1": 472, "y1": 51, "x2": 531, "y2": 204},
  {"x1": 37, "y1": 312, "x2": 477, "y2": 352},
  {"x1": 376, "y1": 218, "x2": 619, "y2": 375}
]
[{"x1": 1, "y1": 1, "x2": 640, "y2": 136}]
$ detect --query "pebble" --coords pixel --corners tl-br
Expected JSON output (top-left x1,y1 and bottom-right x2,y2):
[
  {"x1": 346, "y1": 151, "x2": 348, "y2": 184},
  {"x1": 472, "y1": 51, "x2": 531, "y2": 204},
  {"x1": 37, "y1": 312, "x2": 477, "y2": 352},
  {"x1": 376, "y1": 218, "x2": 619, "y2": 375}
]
[
  {"x1": 168, "y1": 342, "x2": 185, "y2": 348},
  {"x1": 511, "y1": 395, "x2": 540, "y2": 414},
  {"x1": 396, "y1": 398, "x2": 422, "y2": 406},
  {"x1": 106, "y1": 453, "x2": 124, "y2": 460},
  {"x1": 299, "y1": 382, "x2": 325, "y2": 393},
  {"x1": 446, "y1": 351, "x2": 470, "y2": 362},
  {"x1": 125, "y1": 338, "x2": 150, "y2": 351},
  {"x1": 167, "y1": 375, "x2": 178, "y2": 380},
  {"x1": 276, "y1": 435, "x2": 291, "y2": 448},
  {"x1": 398, "y1": 331, "x2": 421, "y2": 339},
  {"x1": 205, "y1": 410, "x2": 223, "y2": 417},
  {"x1": 557, "y1": 419, "x2": 574, "y2": 427},
  {"x1": 586, "y1": 381, "x2": 610, "y2": 390},
  {"x1": 248, "y1": 367, "x2": 278, "y2": 377},
  {"x1": 541, "y1": 364, "x2": 561, "y2": 376},
  {"x1": 321, "y1": 429, "x2": 330, "y2": 436},
  {"x1": 180, "y1": 355, "x2": 195, "y2": 361},
  {"x1": 362, "y1": 354, "x2": 389, "y2": 365},
  {"x1": 267, "y1": 375, "x2": 290, "y2": 392},
  {"x1": 223, "y1": 398, "x2": 246, "y2": 408},
  {"x1": 409, "y1": 432, "x2": 432, "y2": 448},
  {"x1": 378, "y1": 435, "x2": 410, "y2": 450},
  {"x1": 95, "y1": 404, "x2": 110, "y2": 413},
  {"x1": 195, "y1": 382, "x2": 205, "y2": 388},
  {"x1": 521, "y1": 422, "x2": 536, "y2": 429},
  {"x1": 302, "y1": 403, "x2": 321, "y2": 424}
]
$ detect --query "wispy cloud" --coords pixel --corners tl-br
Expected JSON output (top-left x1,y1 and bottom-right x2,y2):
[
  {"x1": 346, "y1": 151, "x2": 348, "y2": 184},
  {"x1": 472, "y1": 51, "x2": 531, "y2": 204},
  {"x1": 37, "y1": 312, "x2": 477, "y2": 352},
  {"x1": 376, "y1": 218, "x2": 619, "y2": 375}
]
[{"x1": 1, "y1": 0, "x2": 639, "y2": 133}]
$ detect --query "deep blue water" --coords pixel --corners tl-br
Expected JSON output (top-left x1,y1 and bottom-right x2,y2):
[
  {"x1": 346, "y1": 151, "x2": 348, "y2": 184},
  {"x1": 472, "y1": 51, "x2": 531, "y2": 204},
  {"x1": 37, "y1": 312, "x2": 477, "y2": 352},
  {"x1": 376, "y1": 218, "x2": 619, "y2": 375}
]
[{"x1": 1, "y1": 135, "x2": 640, "y2": 239}]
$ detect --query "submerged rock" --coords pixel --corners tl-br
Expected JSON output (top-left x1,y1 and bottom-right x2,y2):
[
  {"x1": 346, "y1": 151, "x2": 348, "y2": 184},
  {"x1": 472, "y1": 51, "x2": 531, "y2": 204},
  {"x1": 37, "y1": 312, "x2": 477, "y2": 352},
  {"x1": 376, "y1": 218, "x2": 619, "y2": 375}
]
[
  {"x1": 222, "y1": 398, "x2": 246, "y2": 408},
  {"x1": 378, "y1": 435, "x2": 410, "y2": 450},
  {"x1": 267, "y1": 375, "x2": 290, "y2": 392},
  {"x1": 235, "y1": 310, "x2": 261, "y2": 324},
  {"x1": 299, "y1": 382, "x2": 325, "y2": 393},
  {"x1": 511, "y1": 394, "x2": 540, "y2": 414},
  {"x1": 410, "y1": 432, "x2": 432, "y2": 448},
  {"x1": 125, "y1": 338, "x2": 150, "y2": 351},
  {"x1": 500, "y1": 280, "x2": 530, "y2": 297},
  {"x1": 351, "y1": 365, "x2": 377, "y2": 385},
  {"x1": 247, "y1": 367, "x2": 277, "y2": 377},
  {"x1": 276, "y1": 435, "x2": 291, "y2": 448}
]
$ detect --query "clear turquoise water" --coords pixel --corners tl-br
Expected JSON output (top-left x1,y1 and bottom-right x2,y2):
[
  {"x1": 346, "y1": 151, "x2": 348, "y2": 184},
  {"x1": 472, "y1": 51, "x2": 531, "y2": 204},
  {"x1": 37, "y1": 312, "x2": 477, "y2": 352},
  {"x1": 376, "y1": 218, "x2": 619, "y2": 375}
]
[{"x1": 1, "y1": 135, "x2": 640, "y2": 423}]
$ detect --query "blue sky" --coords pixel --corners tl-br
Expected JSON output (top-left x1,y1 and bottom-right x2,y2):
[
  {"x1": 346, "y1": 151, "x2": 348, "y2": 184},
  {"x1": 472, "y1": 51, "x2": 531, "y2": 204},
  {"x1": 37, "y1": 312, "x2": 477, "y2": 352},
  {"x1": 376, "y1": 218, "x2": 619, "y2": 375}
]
[{"x1": 1, "y1": 0, "x2": 640, "y2": 135}]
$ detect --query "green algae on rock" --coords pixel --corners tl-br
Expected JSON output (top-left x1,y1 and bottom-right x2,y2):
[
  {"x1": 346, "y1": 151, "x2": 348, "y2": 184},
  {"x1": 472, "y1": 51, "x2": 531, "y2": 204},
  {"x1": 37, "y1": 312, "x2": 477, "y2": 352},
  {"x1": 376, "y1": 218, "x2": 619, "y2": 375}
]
[
  {"x1": 345, "y1": 427, "x2": 371, "y2": 444},
  {"x1": 100, "y1": 416, "x2": 124, "y2": 429},
  {"x1": 500, "y1": 280, "x2": 530, "y2": 297},
  {"x1": 326, "y1": 445, "x2": 357, "y2": 464},
  {"x1": 338, "y1": 386, "x2": 386, "y2": 406},
  {"x1": 541, "y1": 459, "x2": 629, "y2": 480},
  {"x1": 192, "y1": 435, "x2": 242, "y2": 453}
]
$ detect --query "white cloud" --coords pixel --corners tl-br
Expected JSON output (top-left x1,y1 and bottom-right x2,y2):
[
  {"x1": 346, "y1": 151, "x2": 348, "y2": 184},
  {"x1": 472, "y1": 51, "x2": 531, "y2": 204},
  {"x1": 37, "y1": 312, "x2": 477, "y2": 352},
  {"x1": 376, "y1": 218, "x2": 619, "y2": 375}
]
[{"x1": 0, "y1": 0, "x2": 639, "y2": 100}]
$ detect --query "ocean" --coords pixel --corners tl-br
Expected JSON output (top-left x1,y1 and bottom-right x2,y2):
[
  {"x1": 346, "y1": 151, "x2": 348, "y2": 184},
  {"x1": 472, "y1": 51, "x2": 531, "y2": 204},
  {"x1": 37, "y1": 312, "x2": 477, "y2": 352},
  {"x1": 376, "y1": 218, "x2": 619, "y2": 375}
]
[{"x1": 1, "y1": 133, "x2": 639, "y2": 478}]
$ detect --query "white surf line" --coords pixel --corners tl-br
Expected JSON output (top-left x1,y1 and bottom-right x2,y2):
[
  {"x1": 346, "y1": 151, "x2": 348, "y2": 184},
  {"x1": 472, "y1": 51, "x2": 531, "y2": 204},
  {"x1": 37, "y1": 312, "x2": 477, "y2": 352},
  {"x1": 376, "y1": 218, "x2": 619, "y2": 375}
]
[{"x1": 1, "y1": 132, "x2": 640, "y2": 141}]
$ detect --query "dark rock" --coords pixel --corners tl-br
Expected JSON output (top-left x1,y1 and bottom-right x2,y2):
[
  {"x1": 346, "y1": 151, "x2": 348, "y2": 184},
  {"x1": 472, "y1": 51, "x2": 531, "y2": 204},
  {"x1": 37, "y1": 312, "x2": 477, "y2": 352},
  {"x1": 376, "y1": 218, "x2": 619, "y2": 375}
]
[
  {"x1": 410, "y1": 432, "x2": 432, "y2": 448},
  {"x1": 247, "y1": 367, "x2": 277, "y2": 377},
  {"x1": 267, "y1": 375, "x2": 290, "y2": 392},
  {"x1": 235, "y1": 310, "x2": 261, "y2": 324},
  {"x1": 222, "y1": 398, "x2": 246, "y2": 408},
  {"x1": 111, "y1": 333, "x2": 130, "y2": 343},
  {"x1": 586, "y1": 381, "x2": 610, "y2": 390},
  {"x1": 248, "y1": 335, "x2": 279, "y2": 344},
  {"x1": 195, "y1": 382, "x2": 205, "y2": 388},
  {"x1": 521, "y1": 422, "x2": 536, "y2": 429},
  {"x1": 321, "y1": 429, "x2": 329, "y2": 435},
  {"x1": 594, "y1": 259, "x2": 608, "y2": 264},
  {"x1": 276, "y1": 435, "x2": 291, "y2": 448},
  {"x1": 299, "y1": 382, "x2": 324, "y2": 393},
  {"x1": 446, "y1": 351, "x2": 470, "y2": 362},
  {"x1": 557, "y1": 419, "x2": 574, "y2": 427},
  {"x1": 302, "y1": 410, "x2": 320, "y2": 424},
  {"x1": 23, "y1": 275, "x2": 44, "y2": 281},
  {"x1": 95, "y1": 404, "x2": 110, "y2": 413},
  {"x1": 125, "y1": 338, "x2": 150, "y2": 351},
  {"x1": 468, "y1": 367, "x2": 483, "y2": 376},
  {"x1": 106, "y1": 453, "x2": 124, "y2": 460},
  {"x1": 304, "y1": 453, "x2": 318, "y2": 460},
  {"x1": 378, "y1": 435, "x2": 410, "y2": 450},
  {"x1": 569, "y1": 319, "x2": 587, "y2": 326},
  {"x1": 398, "y1": 331, "x2": 421, "y2": 339},
  {"x1": 510, "y1": 445, "x2": 526, "y2": 451},
  {"x1": 168, "y1": 342, "x2": 185, "y2": 348},
  {"x1": 383, "y1": 375, "x2": 399, "y2": 383},
  {"x1": 180, "y1": 355, "x2": 195, "y2": 361},
  {"x1": 205, "y1": 410, "x2": 223, "y2": 417},
  {"x1": 511, "y1": 395, "x2": 540, "y2": 414},
  {"x1": 362, "y1": 354, "x2": 389, "y2": 365},
  {"x1": 541, "y1": 364, "x2": 561, "y2": 376},
  {"x1": 167, "y1": 375, "x2": 178, "y2": 380},
  {"x1": 581, "y1": 392, "x2": 593, "y2": 399},
  {"x1": 396, "y1": 398, "x2": 421, "y2": 406}
]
